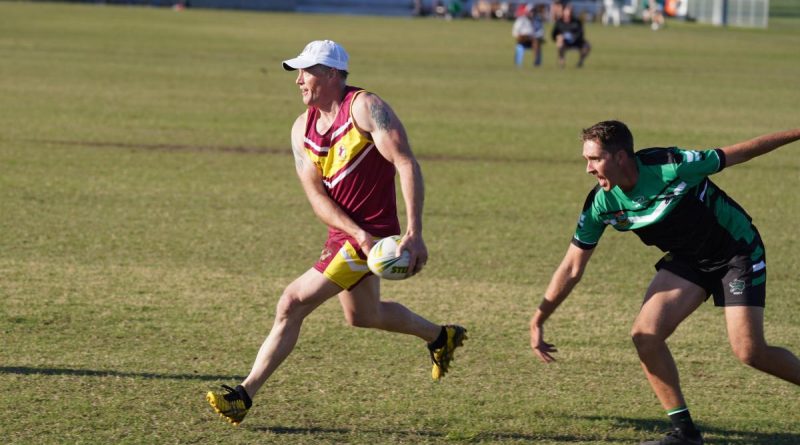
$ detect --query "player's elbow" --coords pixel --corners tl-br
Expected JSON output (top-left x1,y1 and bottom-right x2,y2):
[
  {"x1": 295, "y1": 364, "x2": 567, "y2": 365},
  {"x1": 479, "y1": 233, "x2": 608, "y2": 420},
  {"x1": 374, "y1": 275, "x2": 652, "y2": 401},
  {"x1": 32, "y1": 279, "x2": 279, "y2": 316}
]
[
  {"x1": 563, "y1": 256, "x2": 588, "y2": 281},
  {"x1": 394, "y1": 155, "x2": 420, "y2": 174},
  {"x1": 556, "y1": 265, "x2": 584, "y2": 290},
  {"x1": 567, "y1": 269, "x2": 585, "y2": 286}
]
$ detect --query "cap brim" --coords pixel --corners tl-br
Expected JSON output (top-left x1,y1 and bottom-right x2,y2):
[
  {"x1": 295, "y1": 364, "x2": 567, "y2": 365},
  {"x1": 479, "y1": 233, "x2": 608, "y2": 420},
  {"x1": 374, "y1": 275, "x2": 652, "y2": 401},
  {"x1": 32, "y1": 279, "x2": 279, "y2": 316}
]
[{"x1": 282, "y1": 56, "x2": 315, "y2": 71}]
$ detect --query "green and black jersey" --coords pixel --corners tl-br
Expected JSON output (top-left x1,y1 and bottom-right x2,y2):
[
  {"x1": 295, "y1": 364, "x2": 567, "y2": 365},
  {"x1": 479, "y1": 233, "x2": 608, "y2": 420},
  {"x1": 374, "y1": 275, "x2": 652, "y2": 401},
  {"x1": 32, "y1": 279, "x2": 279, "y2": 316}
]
[{"x1": 573, "y1": 147, "x2": 763, "y2": 271}]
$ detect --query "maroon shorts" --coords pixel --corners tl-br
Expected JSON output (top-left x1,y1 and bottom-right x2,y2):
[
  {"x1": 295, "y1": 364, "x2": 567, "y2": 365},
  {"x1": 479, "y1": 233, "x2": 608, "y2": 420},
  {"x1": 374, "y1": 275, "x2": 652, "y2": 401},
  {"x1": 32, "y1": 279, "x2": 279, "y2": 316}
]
[{"x1": 313, "y1": 232, "x2": 372, "y2": 290}]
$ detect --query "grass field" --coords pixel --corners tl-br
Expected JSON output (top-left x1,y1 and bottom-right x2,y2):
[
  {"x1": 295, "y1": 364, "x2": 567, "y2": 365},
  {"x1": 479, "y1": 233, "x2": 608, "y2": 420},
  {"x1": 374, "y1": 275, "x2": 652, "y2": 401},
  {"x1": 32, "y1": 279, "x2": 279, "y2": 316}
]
[
  {"x1": 771, "y1": 0, "x2": 800, "y2": 17},
  {"x1": 1, "y1": 2, "x2": 799, "y2": 444}
]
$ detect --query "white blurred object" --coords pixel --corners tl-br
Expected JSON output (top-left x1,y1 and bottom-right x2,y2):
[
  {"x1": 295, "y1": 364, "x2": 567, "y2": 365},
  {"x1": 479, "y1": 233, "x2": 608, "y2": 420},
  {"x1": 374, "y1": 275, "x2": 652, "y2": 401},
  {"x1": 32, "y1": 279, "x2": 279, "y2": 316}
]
[
  {"x1": 603, "y1": 0, "x2": 623, "y2": 25},
  {"x1": 687, "y1": 0, "x2": 769, "y2": 27}
]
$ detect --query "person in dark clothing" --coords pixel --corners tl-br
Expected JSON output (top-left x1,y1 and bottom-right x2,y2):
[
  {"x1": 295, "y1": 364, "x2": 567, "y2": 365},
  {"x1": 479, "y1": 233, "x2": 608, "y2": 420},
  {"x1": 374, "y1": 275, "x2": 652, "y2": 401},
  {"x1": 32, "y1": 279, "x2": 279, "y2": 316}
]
[
  {"x1": 530, "y1": 120, "x2": 800, "y2": 445},
  {"x1": 551, "y1": 3, "x2": 591, "y2": 68}
]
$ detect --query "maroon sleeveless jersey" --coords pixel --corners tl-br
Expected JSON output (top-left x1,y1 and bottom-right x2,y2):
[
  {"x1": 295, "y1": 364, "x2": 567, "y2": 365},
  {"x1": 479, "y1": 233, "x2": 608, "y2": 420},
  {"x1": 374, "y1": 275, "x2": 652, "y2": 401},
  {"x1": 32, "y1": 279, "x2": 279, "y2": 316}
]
[{"x1": 304, "y1": 86, "x2": 400, "y2": 238}]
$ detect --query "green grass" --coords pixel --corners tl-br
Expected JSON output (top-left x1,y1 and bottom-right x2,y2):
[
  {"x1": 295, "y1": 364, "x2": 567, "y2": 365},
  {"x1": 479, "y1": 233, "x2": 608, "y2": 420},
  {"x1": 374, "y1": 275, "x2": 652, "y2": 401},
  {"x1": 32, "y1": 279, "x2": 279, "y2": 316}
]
[
  {"x1": 771, "y1": 0, "x2": 800, "y2": 17},
  {"x1": 1, "y1": 2, "x2": 799, "y2": 444}
]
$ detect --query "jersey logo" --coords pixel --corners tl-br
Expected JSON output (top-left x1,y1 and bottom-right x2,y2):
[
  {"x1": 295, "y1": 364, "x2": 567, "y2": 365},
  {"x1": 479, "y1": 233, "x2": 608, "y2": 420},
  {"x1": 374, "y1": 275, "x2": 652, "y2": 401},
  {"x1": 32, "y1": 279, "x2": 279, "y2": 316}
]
[
  {"x1": 683, "y1": 150, "x2": 703, "y2": 163},
  {"x1": 632, "y1": 196, "x2": 648, "y2": 208},
  {"x1": 338, "y1": 145, "x2": 345, "y2": 158},
  {"x1": 614, "y1": 211, "x2": 631, "y2": 228}
]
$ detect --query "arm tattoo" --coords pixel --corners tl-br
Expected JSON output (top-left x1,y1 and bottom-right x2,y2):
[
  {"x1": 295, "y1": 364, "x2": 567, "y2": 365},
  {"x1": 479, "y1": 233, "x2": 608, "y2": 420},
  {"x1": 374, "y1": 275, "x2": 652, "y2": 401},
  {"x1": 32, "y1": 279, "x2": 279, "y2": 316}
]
[{"x1": 369, "y1": 101, "x2": 392, "y2": 131}]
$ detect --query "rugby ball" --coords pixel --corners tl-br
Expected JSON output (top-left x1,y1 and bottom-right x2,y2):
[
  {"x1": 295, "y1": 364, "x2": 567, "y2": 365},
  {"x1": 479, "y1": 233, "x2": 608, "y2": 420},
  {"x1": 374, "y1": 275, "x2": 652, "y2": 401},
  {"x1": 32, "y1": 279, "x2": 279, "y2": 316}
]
[{"x1": 367, "y1": 235, "x2": 411, "y2": 280}]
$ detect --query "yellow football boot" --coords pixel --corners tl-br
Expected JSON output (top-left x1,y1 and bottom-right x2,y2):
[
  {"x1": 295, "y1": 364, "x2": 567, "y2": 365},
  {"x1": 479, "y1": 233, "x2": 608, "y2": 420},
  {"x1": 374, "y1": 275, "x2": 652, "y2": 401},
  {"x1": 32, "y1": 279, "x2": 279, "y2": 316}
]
[
  {"x1": 206, "y1": 385, "x2": 250, "y2": 426},
  {"x1": 428, "y1": 325, "x2": 467, "y2": 380}
]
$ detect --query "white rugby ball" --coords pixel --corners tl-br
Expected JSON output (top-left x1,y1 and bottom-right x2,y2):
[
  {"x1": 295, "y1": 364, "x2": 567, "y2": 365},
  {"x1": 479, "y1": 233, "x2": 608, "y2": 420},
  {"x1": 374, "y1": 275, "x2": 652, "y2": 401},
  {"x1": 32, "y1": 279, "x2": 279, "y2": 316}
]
[{"x1": 367, "y1": 235, "x2": 411, "y2": 280}]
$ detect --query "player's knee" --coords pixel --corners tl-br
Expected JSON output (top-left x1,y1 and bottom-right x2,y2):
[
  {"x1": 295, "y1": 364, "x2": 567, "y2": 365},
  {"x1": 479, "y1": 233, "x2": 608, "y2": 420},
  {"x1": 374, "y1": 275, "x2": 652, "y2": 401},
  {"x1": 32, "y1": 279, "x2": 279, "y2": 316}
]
[
  {"x1": 630, "y1": 328, "x2": 660, "y2": 355},
  {"x1": 275, "y1": 291, "x2": 305, "y2": 321},
  {"x1": 731, "y1": 341, "x2": 765, "y2": 367}
]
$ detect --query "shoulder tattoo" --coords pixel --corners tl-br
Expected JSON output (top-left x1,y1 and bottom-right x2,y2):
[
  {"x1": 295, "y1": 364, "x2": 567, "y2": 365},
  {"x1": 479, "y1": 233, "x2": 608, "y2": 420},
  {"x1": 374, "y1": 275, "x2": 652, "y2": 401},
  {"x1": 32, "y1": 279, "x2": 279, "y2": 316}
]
[{"x1": 369, "y1": 101, "x2": 392, "y2": 131}]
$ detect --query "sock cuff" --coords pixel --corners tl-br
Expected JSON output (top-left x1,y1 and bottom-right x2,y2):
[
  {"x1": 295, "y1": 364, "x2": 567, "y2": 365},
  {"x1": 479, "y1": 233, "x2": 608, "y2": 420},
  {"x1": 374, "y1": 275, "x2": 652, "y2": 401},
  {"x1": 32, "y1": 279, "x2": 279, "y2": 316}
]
[
  {"x1": 667, "y1": 406, "x2": 689, "y2": 416},
  {"x1": 236, "y1": 385, "x2": 253, "y2": 409},
  {"x1": 428, "y1": 326, "x2": 447, "y2": 350}
]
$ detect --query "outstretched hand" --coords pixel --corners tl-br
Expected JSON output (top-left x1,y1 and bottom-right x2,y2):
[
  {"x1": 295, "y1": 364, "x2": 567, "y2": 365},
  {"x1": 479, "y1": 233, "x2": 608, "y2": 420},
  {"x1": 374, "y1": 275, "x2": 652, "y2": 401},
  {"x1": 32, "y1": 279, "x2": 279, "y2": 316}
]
[
  {"x1": 530, "y1": 321, "x2": 558, "y2": 363},
  {"x1": 396, "y1": 232, "x2": 428, "y2": 277}
]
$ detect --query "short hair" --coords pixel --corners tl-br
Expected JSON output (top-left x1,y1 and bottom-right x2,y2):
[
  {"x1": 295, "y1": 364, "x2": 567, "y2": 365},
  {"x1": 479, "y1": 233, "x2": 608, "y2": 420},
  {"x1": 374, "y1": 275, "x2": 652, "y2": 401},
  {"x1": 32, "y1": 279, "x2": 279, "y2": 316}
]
[
  {"x1": 308, "y1": 64, "x2": 348, "y2": 81},
  {"x1": 581, "y1": 120, "x2": 634, "y2": 156}
]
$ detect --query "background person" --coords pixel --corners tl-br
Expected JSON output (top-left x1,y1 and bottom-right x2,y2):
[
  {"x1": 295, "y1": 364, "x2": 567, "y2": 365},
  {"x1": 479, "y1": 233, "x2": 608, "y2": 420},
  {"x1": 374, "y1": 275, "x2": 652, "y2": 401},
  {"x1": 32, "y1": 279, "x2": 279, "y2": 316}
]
[
  {"x1": 602, "y1": 0, "x2": 623, "y2": 26},
  {"x1": 644, "y1": 0, "x2": 666, "y2": 29},
  {"x1": 550, "y1": 0, "x2": 564, "y2": 22},
  {"x1": 551, "y1": 3, "x2": 591, "y2": 68},
  {"x1": 530, "y1": 120, "x2": 800, "y2": 445},
  {"x1": 512, "y1": 3, "x2": 545, "y2": 67},
  {"x1": 206, "y1": 40, "x2": 467, "y2": 426}
]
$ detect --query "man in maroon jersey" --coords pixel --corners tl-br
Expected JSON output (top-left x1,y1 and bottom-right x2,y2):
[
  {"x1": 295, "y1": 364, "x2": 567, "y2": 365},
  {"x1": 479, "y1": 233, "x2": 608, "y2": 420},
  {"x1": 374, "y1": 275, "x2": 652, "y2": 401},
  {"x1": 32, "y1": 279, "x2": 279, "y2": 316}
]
[{"x1": 206, "y1": 40, "x2": 467, "y2": 426}]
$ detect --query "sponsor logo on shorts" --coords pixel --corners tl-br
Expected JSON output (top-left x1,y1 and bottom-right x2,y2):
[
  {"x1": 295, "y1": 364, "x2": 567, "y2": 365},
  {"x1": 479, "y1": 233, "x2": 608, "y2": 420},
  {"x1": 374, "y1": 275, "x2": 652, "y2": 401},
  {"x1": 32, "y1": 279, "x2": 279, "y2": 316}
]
[{"x1": 729, "y1": 279, "x2": 746, "y2": 295}]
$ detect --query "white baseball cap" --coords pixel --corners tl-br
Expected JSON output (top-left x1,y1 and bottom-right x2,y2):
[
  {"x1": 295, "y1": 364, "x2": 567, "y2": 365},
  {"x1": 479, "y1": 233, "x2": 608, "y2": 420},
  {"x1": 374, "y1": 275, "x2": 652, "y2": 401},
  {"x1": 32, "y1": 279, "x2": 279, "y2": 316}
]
[{"x1": 282, "y1": 40, "x2": 349, "y2": 71}]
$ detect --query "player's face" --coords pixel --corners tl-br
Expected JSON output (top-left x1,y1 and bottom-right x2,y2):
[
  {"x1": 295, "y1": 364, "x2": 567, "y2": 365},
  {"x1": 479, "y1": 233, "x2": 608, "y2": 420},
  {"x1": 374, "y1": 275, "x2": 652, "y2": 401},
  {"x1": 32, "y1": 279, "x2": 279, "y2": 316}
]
[
  {"x1": 295, "y1": 65, "x2": 333, "y2": 107},
  {"x1": 583, "y1": 139, "x2": 624, "y2": 191}
]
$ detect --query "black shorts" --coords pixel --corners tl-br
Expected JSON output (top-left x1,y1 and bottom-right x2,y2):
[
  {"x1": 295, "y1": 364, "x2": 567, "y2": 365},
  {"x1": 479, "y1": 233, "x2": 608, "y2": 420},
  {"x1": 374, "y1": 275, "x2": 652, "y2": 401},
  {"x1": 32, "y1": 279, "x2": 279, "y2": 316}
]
[
  {"x1": 564, "y1": 39, "x2": 586, "y2": 49},
  {"x1": 655, "y1": 250, "x2": 766, "y2": 307}
]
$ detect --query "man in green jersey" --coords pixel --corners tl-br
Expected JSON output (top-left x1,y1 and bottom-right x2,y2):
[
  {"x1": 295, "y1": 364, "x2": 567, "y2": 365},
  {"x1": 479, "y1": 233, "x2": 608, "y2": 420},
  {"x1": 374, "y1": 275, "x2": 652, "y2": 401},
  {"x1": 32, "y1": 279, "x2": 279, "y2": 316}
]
[{"x1": 529, "y1": 120, "x2": 800, "y2": 445}]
